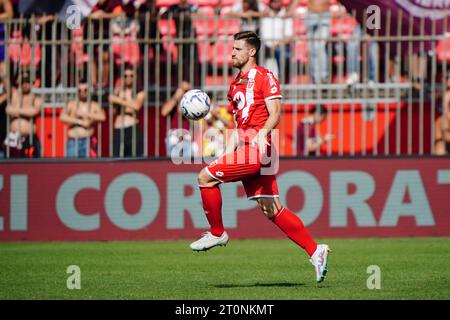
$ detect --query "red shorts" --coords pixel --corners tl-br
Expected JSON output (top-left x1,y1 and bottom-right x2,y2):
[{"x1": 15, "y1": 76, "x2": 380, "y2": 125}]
[{"x1": 205, "y1": 143, "x2": 279, "y2": 200}]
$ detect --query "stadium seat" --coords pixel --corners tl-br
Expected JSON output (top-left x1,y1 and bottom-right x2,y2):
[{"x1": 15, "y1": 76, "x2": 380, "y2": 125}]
[
  {"x1": 292, "y1": 40, "x2": 308, "y2": 64},
  {"x1": 436, "y1": 37, "x2": 450, "y2": 62},
  {"x1": 330, "y1": 15, "x2": 358, "y2": 37},
  {"x1": 191, "y1": 0, "x2": 220, "y2": 6},
  {"x1": 261, "y1": 0, "x2": 297, "y2": 6},
  {"x1": 198, "y1": 40, "x2": 233, "y2": 65},
  {"x1": 195, "y1": 6, "x2": 240, "y2": 36},
  {"x1": 156, "y1": 0, "x2": 179, "y2": 8},
  {"x1": 158, "y1": 19, "x2": 177, "y2": 37},
  {"x1": 218, "y1": 0, "x2": 236, "y2": 6}
]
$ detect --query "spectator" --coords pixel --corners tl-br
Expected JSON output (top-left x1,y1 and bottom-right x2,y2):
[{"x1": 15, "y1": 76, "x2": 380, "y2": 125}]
[
  {"x1": 0, "y1": 75, "x2": 7, "y2": 158},
  {"x1": 161, "y1": 80, "x2": 199, "y2": 159},
  {"x1": 201, "y1": 105, "x2": 233, "y2": 158},
  {"x1": 111, "y1": 0, "x2": 141, "y2": 70},
  {"x1": 434, "y1": 75, "x2": 450, "y2": 155},
  {"x1": 161, "y1": 0, "x2": 200, "y2": 85},
  {"x1": 108, "y1": 64, "x2": 145, "y2": 157},
  {"x1": 259, "y1": 0, "x2": 294, "y2": 80},
  {"x1": 0, "y1": 0, "x2": 13, "y2": 77},
  {"x1": 89, "y1": 0, "x2": 122, "y2": 87},
  {"x1": 296, "y1": 104, "x2": 334, "y2": 156},
  {"x1": 59, "y1": 80, "x2": 105, "y2": 158},
  {"x1": 35, "y1": 14, "x2": 60, "y2": 88},
  {"x1": 346, "y1": 24, "x2": 378, "y2": 87},
  {"x1": 306, "y1": 0, "x2": 331, "y2": 84},
  {"x1": 226, "y1": 0, "x2": 264, "y2": 35},
  {"x1": 4, "y1": 72, "x2": 42, "y2": 158},
  {"x1": 8, "y1": 27, "x2": 41, "y2": 86}
]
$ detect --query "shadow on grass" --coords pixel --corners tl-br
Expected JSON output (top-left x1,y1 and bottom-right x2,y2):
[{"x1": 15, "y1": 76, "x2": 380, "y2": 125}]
[{"x1": 214, "y1": 282, "x2": 305, "y2": 288}]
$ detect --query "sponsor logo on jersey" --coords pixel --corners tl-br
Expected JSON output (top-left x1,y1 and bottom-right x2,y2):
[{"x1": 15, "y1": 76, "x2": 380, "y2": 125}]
[
  {"x1": 233, "y1": 91, "x2": 246, "y2": 110},
  {"x1": 270, "y1": 87, "x2": 278, "y2": 94},
  {"x1": 216, "y1": 171, "x2": 224, "y2": 177},
  {"x1": 267, "y1": 72, "x2": 277, "y2": 87}
]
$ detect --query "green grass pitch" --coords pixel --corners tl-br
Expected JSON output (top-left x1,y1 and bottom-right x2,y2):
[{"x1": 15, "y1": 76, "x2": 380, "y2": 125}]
[{"x1": 0, "y1": 238, "x2": 449, "y2": 299}]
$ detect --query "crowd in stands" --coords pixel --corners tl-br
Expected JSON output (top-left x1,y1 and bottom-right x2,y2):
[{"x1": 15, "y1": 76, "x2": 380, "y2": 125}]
[{"x1": 0, "y1": 0, "x2": 449, "y2": 159}]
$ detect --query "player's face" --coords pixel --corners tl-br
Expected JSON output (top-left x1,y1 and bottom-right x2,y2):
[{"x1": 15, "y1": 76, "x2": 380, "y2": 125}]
[{"x1": 232, "y1": 40, "x2": 253, "y2": 69}]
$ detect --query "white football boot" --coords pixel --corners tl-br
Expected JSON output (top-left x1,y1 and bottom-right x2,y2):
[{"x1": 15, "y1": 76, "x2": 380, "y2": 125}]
[
  {"x1": 190, "y1": 231, "x2": 229, "y2": 252},
  {"x1": 309, "y1": 244, "x2": 331, "y2": 283}
]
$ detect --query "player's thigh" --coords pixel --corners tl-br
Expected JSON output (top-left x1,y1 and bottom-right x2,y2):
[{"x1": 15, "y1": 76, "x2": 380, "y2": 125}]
[{"x1": 205, "y1": 146, "x2": 260, "y2": 183}]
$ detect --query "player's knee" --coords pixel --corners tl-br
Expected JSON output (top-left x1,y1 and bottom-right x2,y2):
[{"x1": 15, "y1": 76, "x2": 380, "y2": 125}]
[
  {"x1": 198, "y1": 168, "x2": 217, "y2": 187},
  {"x1": 198, "y1": 170, "x2": 208, "y2": 185},
  {"x1": 258, "y1": 203, "x2": 276, "y2": 220}
]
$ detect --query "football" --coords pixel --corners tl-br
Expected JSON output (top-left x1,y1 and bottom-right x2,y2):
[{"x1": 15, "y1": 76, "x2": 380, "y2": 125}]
[{"x1": 180, "y1": 89, "x2": 211, "y2": 121}]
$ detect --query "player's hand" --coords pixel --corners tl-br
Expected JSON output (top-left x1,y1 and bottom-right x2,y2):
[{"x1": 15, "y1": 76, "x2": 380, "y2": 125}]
[{"x1": 251, "y1": 133, "x2": 270, "y2": 155}]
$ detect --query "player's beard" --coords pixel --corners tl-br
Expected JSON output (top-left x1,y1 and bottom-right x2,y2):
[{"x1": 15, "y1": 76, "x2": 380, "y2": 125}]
[{"x1": 232, "y1": 56, "x2": 248, "y2": 69}]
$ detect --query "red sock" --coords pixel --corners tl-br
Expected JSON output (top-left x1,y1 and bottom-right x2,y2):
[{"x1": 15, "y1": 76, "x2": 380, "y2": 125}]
[
  {"x1": 273, "y1": 207, "x2": 317, "y2": 256},
  {"x1": 200, "y1": 185, "x2": 224, "y2": 236}
]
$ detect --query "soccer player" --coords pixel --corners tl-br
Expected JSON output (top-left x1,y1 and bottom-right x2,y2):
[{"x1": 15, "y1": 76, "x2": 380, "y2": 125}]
[{"x1": 190, "y1": 31, "x2": 331, "y2": 283}]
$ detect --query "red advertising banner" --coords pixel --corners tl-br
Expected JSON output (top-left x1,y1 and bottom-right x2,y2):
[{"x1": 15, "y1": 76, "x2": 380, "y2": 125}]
[{"x1": 0, "y1": 158, "x2": 449, "y2": 241}]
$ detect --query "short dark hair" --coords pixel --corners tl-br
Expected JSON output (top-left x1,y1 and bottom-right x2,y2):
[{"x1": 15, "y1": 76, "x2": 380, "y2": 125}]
[
  {"x1": 21, "y1": 72, "x2": 31, "y2": 84},
  {"x1": 78, "y1": 77, "x2": 88, "y2": 85},
  {"x1": 124, "y1": 63, "x2": 134, "y2": 72},
  {"x1": 234, "y1": 31, "x2": 261, "y2": 55},
  {"x1": 311, "y1": 104, "x2": 327, "y2": 116}
]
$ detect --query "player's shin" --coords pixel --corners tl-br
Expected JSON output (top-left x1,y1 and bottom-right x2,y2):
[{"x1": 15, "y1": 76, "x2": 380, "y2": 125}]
[
  {"x1": 200, "y1": 185, "x2": 225, "y2": 237},
  {"x1": 272, "y1": 207, "x2": 318, "y2": 256}
]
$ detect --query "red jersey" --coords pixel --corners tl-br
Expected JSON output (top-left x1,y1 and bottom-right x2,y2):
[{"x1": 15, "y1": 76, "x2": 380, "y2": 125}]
[{"x1": 227, "y1": 65, "x2": 282, "y2": 142}]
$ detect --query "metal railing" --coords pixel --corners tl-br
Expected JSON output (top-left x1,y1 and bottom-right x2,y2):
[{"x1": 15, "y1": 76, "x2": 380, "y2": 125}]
[{"x1": 0, "y1": 8, "x2": 448, "y2": 159}]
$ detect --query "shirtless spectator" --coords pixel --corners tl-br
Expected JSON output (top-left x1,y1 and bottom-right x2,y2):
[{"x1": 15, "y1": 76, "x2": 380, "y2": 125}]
[
  {"x1": 109, "y1": 64, "x2": 145, "y2": 157},
  {"x1": 59, "y1": 80, "x2": 105, "y2": 158},
  {"x1": 4, "y1": 72, "x2": 42, "y2": 158}
]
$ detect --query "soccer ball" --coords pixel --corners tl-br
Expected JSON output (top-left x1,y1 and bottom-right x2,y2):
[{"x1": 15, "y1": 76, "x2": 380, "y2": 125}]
[{"x1": 180, "y1": 89, "x2": 211, "y2": 121}]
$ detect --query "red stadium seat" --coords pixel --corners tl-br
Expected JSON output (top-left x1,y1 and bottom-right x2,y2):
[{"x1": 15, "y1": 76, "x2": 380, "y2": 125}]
[
  {"x1": 159, "y1": 19, "x2": 177, "y2": 37},
  {"x1": 261, "y1": 0, "x2": 296, "y2": 6},
  {"x1": 219, "y1": 0, "x2": 236, "y2": 6},
  {"x1": 292, "y1": 40, "x2": 308, "y2": 64},
  {"x1": 191, "y1": 0, "x2": 220, "y2": 6},
  {"x1": 195, "y1": 13, "x2": 240, "y2": 37},
  {"x1": 436, "y1": 37, "x2": 450, "y2": 62},
  {"x1": 156, "y1": 0, "x2": 179, "y2": 8},
  {"x1": 330, "y1": 15, "x2": 358, "y2": 37},
  {"x1": 198, "y1": 40, "x2": 233, "y2": 65}
]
